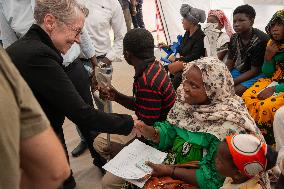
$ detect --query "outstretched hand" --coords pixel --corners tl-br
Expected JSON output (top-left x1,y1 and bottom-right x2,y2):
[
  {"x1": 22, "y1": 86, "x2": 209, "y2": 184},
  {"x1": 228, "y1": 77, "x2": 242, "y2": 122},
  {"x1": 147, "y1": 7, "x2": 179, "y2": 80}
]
[{"x1": 98, "y1": 86, "x2": 118, "y2": 101}]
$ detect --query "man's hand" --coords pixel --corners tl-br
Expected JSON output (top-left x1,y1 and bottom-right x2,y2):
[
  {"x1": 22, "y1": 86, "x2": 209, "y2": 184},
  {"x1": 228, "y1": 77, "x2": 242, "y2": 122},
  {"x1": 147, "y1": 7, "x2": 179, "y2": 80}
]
[
  {"x1": 145, "y1": 162, "x2": 173, "y2": 177},
  {"x1": 98, "y1": 86, "x2": 118, "y2": 101},
  {"x1": 100, "y1": 57, "x2": 112, "y2": 66},
  {"x1": 257, "y1": 87, "x2": 275, "y2": 100},
  {"x1": 130, "y1": 0, "x2": 137, "y2": 16}
]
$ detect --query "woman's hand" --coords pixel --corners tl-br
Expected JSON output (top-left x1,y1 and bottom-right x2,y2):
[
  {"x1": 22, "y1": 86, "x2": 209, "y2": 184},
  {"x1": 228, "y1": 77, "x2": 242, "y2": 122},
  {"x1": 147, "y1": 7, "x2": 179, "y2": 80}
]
[
  {"x1": 265, "y1": 42, "x2": 279, "y2": 61},
  {"x1": 168, "y1": 61, "x2": 184, "y2": 74},
  {"x1": 158, "y1": 42, "x2": 169, "y2": 49},
  {"x1": 135, "y1": 121, "x2": 159, "y2": 142},
  {"x1": 145, "y1": 161, "x2": 173, "y2": 177},
  {"x1": 257, "y1": 87, "x2": 275, "y2": 100},
  {"x1": 168, "y1": 54, "x2": 176, "y2": 62}
]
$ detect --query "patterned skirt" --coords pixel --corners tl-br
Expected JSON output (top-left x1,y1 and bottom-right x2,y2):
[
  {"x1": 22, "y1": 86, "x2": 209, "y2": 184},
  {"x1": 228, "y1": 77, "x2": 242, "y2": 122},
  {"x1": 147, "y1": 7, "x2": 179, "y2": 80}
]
[{"x1": 242, "y1": 78, "x2": 284, "y2": 145}]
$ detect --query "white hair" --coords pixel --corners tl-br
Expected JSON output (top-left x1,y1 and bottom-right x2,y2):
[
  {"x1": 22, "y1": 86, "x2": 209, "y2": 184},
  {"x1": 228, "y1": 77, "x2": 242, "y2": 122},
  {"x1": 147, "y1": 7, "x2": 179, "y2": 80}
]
[{"x1": 34, "y1": 0, "x2": 89, "y2": 24}]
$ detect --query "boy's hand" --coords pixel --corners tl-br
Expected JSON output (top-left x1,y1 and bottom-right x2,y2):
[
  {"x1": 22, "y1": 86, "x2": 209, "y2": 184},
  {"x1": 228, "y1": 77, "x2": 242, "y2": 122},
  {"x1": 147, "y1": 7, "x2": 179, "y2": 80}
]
[{"x1": 99, "y1": 86, "x2": 118, "y2": 101}]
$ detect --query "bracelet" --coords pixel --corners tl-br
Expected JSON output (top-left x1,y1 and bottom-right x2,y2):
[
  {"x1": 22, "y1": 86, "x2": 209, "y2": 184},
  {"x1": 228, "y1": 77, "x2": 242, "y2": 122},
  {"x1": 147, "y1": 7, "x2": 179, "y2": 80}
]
[
  {"x1": 152, "y1": 128, "x2": 159, "y2": 141},
  {"x1": 171, "y1": 166, "x2": 176, "y2": 178}
]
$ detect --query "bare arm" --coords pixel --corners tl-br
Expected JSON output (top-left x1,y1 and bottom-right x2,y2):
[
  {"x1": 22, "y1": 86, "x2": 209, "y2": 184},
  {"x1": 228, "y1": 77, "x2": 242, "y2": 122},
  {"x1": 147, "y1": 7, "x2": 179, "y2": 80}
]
[
  {"x1": 225, "y1": 58, "x2": 235, "y2": 71},
  {"x1": 115, "y1": 92, "x2": 136, "y2": 111},
  {"x1": 20, "y1": 127, "x2": 70, "y2": 189},
  {"x1": 217, "y1": 50, "x2": 228, "y2": 61},
  {"x1": 146, "y1": 162, "x2": 199, "y2": 187},
  {"x1": 168, "y1": 61, "x2": 184, "y2": 74},
  {"x1": 234, "y1": 66, "x2": 261, "y2": 85}
]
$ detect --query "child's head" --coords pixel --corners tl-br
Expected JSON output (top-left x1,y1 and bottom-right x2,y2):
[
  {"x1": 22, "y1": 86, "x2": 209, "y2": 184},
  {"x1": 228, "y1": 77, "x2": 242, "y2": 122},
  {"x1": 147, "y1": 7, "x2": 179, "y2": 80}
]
[
  {"x1": 265, "y1": 9, "x2": 284, "y2": 42},
  {"x1": 123, "y1": 28, "x2": 155, "y2": 65},
  {"x1": 215, "y1": 134, "x2": 269, "y2": 183},
  {"x1": 233, "y1": 4, "x2": 255, "y2": 34}
]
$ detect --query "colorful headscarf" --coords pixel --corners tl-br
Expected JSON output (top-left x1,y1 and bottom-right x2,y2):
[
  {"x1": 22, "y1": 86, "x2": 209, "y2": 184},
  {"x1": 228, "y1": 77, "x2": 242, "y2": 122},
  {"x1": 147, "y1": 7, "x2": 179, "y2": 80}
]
[
  {"x1": 265, "y1": 9, "x2": 284, "y2": 38},
  {"x1": 226, "y1": 134, "x2": 267, "y2": 178},
  {"x1": 167, "y1": 57, "x2": 261, "y2": 140},
  {"x1": 208, "y1": 9, "x2": 234, "y2": 37}
]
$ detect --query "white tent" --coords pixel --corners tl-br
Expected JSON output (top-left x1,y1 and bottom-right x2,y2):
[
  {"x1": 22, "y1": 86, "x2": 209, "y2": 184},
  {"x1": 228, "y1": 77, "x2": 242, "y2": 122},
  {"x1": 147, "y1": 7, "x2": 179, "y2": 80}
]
[{"x1": 155, "y1": 0, "x2": 284, "y2": 44}]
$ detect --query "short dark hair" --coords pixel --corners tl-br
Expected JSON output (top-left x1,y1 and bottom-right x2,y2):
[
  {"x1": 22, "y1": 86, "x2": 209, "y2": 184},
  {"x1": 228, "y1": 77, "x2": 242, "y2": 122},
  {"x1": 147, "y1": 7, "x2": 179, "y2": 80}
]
[
  {"x1": 123, "y1": 28, "x2": 155, "y2": 59},
  {"x1": 233, "y1": 4, "x2": 256, "y2": 20}
]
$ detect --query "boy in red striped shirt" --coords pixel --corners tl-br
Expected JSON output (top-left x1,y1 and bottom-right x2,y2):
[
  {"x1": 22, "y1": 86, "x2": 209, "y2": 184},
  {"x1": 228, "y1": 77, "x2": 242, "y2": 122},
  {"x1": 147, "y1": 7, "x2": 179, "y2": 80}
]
[
  {"x1": 100, "y1": 28, "x2": 176, "y2": 126},
  {"x1": 94, "y1": 29, "x2": 176, "y2": 187}
]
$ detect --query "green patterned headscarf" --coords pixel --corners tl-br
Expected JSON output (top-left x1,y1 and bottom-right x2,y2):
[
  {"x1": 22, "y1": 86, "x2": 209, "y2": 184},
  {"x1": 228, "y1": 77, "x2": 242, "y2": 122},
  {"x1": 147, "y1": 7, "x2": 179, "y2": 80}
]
[{"x1": 265, "y1": 9, "x2": 284, "y2": 37}]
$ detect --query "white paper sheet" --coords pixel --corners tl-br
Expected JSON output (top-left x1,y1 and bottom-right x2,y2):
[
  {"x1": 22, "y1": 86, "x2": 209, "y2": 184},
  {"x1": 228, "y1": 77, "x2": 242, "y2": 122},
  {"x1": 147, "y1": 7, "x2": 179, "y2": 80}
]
[{"x1": 102, "y1": 139, "x2": 167, "y2": 187}]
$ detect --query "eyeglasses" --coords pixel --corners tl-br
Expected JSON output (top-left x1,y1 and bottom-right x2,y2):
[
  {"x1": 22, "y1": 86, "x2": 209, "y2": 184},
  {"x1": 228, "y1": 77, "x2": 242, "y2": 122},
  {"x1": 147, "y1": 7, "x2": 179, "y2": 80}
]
[
  {"x1": 55, "y1": 17, "x2": 83, "y2": 38},
  {"x1": 64, "y1": 23, "x2": 83, "y2": 38}
]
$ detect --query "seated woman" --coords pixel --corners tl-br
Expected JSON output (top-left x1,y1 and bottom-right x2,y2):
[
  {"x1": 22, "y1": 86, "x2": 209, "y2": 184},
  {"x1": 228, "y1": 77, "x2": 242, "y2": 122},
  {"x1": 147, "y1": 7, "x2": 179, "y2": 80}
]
[
  {"x1": 136, "y1": 57, "x2": 261, "y2": 189},
  {"x1": 225, "y1": 5, "x2": 269, "y2": 96},
  {"x1": 159, "y1": 4, "x2": 205, "y2": 89},
  {"x1": 242, "y1": 9, "x2": 284, "y2": 145},
  {"x1": 204, "y1": 9, "x2": 233, "y2": 62}
]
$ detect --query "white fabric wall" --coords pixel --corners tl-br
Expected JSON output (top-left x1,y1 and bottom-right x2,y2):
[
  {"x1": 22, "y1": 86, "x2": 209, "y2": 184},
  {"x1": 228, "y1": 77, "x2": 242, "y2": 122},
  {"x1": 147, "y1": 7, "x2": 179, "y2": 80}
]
[{"x1": 156, "y1": 0, "x2": 283, "y2": 44}]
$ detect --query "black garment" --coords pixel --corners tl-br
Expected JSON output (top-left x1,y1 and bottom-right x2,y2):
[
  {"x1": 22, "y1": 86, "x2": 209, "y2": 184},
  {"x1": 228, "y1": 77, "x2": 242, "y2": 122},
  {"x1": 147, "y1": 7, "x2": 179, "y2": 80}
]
[
  {"x1": 177, "y1": 26, "x2": 205, "y2": 63},
  {"x1": 131, "y1": 3, "x2": 145, "y2": 28},
  {"x1": 64, "y1": 59, "x2": 99, "y2": 159},
  {"x1": 228, "y1": 28, "x2": 269, "y2": 73},
  {"x1": 6, "y1": 24, "x2": 134, "y2": 137},
  {"x1": 172, "y1": 26, "x2": 205, "y2": 89}
]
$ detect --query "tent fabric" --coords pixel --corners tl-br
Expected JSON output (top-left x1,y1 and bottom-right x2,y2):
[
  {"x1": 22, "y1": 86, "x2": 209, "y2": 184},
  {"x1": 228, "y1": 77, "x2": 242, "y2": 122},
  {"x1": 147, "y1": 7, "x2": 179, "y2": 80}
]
[{"x1": 156, "y1": 0, "x2": 283, "y2": 44}]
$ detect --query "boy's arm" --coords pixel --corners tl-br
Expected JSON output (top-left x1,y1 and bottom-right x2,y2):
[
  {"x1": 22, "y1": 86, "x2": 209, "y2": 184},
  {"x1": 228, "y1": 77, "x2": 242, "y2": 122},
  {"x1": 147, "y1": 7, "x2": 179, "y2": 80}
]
[
  {"x1": 114, "y1": 91, "x2": 136, "y2": 111},
  {"x1": 233, "y1": 66, "x2": 261, "y2": 85}
]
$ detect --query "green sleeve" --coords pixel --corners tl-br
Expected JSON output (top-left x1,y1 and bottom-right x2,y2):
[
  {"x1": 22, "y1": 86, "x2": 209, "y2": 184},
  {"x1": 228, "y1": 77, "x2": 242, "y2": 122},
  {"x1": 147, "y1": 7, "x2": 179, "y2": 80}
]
[
  {"x1": 152, "y1": 121, "x2": 177, "y2": 151},
  {"x1": 275, "y1": 84, "x2": 284, "y2": 93},
  {"x1": 274, "y1": 52, "x2": 284, "y2": 62},
  {"x1": 262, "y1": 60, "x2": 275, "y2": 77}
]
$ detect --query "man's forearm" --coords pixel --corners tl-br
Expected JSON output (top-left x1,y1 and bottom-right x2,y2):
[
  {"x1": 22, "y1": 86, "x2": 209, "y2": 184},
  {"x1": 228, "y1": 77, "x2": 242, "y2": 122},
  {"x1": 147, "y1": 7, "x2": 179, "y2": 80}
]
[
  {"x1": 234, "y1": 69, "x2": 260, "y2": 85},
  {"x1": 225, "y1": 59, "x2": 235, "y2": 71},
  {"x1": 115, "y1": 92, "x2": 136, "y2": 111}
]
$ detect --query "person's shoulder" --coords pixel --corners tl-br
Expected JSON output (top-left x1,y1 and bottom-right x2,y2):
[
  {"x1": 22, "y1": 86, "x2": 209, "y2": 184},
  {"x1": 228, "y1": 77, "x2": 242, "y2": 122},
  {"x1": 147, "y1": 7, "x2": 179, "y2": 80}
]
[
  {"x1": 107, "y1": 0, "x2": 121, "y2": 9},
  {"x1": 253, "y1": 28, "x2": 269, "y2": 42},
  {"x1": 230, "y1": 33, "x2": 238, "y2": 40},
  {"x1": 144, "y1": 61, "x2": 170, "y2": 91},
  {"x1": 196, "y1": 26, "x2": 205, "y2": 37},
  {"x1": 7, "y1": 38, "x2": 62, "y2": 65}
]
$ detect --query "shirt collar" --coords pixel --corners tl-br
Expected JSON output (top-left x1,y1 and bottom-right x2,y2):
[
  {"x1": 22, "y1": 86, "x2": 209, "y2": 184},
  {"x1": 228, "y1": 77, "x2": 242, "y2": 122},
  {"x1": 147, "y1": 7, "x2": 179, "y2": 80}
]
[
  {"x1": 134, "y1": 57, "x2": 156, "y2": 79},
  {"x1": 25, "y1": 24, "x2": 63, "y2": 63}
]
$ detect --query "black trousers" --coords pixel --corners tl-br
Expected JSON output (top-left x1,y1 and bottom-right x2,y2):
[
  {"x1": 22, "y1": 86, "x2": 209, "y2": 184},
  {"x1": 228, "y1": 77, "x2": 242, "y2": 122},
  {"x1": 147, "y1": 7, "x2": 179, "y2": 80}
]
[
  {"x1": 64, "y1": 58, "x2": 98, "y2": 159},
  {"x1": 131, "y1": 3, "x2": 145, "y2": 28}
]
